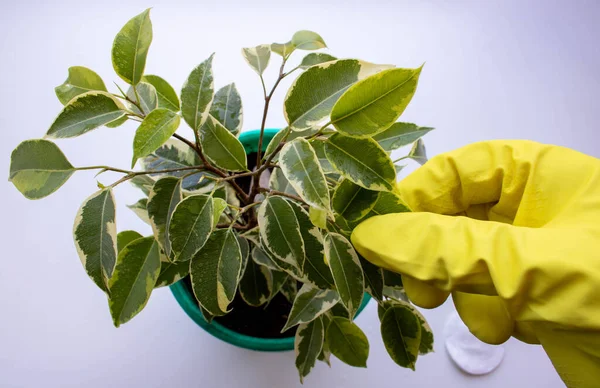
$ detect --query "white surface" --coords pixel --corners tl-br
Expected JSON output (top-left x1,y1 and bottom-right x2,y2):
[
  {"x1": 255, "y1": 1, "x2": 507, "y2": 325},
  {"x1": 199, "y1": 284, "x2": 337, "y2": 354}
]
[
  {"x1": 444, "y1": 311, "x2": 505, "y2": 376},
  {"x1": 2, "y1": 0, "x2": 598, "y2": 386}
]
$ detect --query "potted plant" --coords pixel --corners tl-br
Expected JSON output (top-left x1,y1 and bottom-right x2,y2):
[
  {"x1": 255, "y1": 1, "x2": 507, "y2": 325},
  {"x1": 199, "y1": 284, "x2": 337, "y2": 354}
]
[{"x1": 8, "y1": 9, "x2": 435, "y2": 382}]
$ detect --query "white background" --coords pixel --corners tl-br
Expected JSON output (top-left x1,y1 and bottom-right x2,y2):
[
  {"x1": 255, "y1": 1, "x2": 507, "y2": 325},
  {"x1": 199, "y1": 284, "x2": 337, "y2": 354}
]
[{"x1": 2, "y1": 0, "x2": 598, "y2": 387}]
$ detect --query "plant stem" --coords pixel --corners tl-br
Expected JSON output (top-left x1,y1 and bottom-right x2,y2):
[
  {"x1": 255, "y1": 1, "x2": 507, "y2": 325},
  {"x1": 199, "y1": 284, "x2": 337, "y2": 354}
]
[
  {"x1": 261, "y1": 188, "x2": 306, "y2": 204},
  {"x1": 173, "y1": 133, "x2": 200, "y2": 154},
  {"x1": 392, "y1": 155, "x2": 409, "y2": 163},
  {"x1": 75, "y1": 165, "x2": 131, "y2": 174},
  {"x1": 305, "y1": 122, "x2": 332, "y2": 141}
]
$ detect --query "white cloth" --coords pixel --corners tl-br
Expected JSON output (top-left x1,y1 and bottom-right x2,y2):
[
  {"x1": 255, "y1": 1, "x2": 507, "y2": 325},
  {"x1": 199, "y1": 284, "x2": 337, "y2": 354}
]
[{"x1": 443, "y1": 311, "x2": 505, "y2": 375}]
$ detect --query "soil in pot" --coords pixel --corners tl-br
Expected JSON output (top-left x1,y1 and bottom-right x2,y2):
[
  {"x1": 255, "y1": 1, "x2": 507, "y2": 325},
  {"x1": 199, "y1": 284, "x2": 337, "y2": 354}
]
[{"x1": 182, "y1": 277, "x2": 297, "y2": 339}]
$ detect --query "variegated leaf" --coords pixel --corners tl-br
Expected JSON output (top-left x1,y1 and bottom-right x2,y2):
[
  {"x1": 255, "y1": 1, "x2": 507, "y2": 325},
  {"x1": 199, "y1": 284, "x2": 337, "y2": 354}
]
[
  {"x1": 326, "y1": 317, "x2": 369, "y2": 367},
  {"x1": 212, "y1": 197, "x2": 228, "y2": 227},
  {"x1": 117, "y1": 230, "x2": 142, "y2": 252},
  {"x1": 380, "y1": 305, "x2": 422, "y2": 369},
  {"x1": 324, "y1": 134, "x2": 396, "y2": 192},
  {"x1": 181, "y1": 54, "x2": 214, "y2": 131},
  {"x1": 280, "y1": 276, "x2": 298, "y2": 303},
  {"x1": 270, "y1": 270, "x2": 289, "y2": 300},
  {"x1": 258, "y1": 234, "x2": 304, "y2": 281},
  {"x1": 331, "y1": 67, "x2": 422, "y2": 137},
  {"x1": 299, "y1": 53, "x2": 337, "y2": 69},
  {"x1": 257, "y1": 196, "x2": 305, "y2": 270},
  {"x1": 130, "y1": 175, "x2": 155, "y2": 195},
  {"x1": 268, "y1": 168, "x2": 298, "y2": 196},
  {"x1": 147, "y1": 177, "x2": 182, "y2": 257},
  {"x1": 108, "y1": 237, "x2": 161, "y2": 326},
  {"x1": 209, "y1": 83, "x2": 243, "y2": 135},
  {"x1": 239, "y1": 256, "x2": 272, "y2": 306},
  {"x1": 155, "y1": 255, "x2": 189, "y2": 288},
  {"x1": 409, "y1": 138, "x2": 428, "y2": 165},
  {"x1": 359, "y1": 255, "x2": 384, "y2": 303},
  {"x1": 9, "y1": 139, "x2": 75, "y2": 199},
  {"x1": 292, "y1": 30, "x2": 327, "y2": 50},
  {"x1": 284, "y1": 59, "x2": 393, "y2": 132},
  {"x1": 127, "y1": 82, "x2": 158, "y2": 115},
  {"x1": 379, "y1": 300, "x2": 434, "y2": 355},
  {"x1": 200, "y1": 115, "x2": 247, "y2": 171},
  {"x1": 237, "y1": 235, "x2": 250, "y2": 278},
  {"x1": 55, "y1": 66, "x2": 107, "y2": 105},
  {"x1": 73, "y1": 188, "x2": 117, "y2": 292},
  {"x1": 318, "y1": 314, "x2": 332, "y2": 366},
  {"x1": 309, "y1": 207, "x2": 327, "y2": 229},
  {"x1": 373, "y1": 123, "x2": 434, "y2": 152},
  {"x1": 127, "y1": 198, "x2": 150, "y2": 225},
  {"x1": 141, "y1": 139, "x2": 203, "y2": 190},
  {"x1": 190, "y1": 229, "x2": 242, "y2": 315},
  {"x1": 132, "y1": 108, "x2": 181, "y2": 167},
  {"x1": 332, "y1": 179, "x2": 380, "y2": 221},
  {"x1": 241, "y1": 227, "x2": 261, "y2": 246},
  {"x1": 252, "y1": 246, "x2": 281, "y2": 271},
  {"x1": 143, "y1": 75, "x2": 180, "y2": 112},
  {"x1": 168, "y1": 195, "x2": 213, "y2": 262},
  {"x1": 271, "y1": 41, "x2": 295, "y2": 58},
  {"x1": 283, "y1": 284, "x2": 339, "y2": 331},
  {"x1": 324, "y1": 233, "x2": 364, "y2": 319},
  {"x1": 310, "y1": 139, "x2": 335, "y2": 174},
  {"x1": 112, "y1": 8, "x2": 152, "y2": 85},
  {"x1": 46, "y1": 92, "x2": 125, "y2": 138},
  {"x1": 295, "y1": 316, "x2": 325, "y2": 383},
  {"x1": 280, "y1": 138, "x2": 330, "y2": 211},
  {"x1": 241, "y1": 44, "x2": 271, "y2": 75},
  {"x1": 287, "y1": 200, "x2": 335, "y2": 289}
]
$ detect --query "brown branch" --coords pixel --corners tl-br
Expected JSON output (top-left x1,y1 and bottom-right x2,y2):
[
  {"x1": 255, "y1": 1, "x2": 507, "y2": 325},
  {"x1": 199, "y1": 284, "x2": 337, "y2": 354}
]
[{"x1": 260, "y1": 188, "x2": 306, "y2": 204}]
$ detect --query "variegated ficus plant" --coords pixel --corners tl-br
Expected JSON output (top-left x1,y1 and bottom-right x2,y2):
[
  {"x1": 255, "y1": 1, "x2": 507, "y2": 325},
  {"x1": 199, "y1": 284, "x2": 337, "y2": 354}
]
[{"x1": 8, "y1": 9, "x2": 435, "y2": 383}]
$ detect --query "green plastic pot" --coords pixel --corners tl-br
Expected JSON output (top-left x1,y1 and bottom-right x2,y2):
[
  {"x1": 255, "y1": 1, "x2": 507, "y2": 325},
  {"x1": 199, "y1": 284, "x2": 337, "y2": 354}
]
[{"x1": 170, "y1": 128, "x2": 371, "y2": 352}]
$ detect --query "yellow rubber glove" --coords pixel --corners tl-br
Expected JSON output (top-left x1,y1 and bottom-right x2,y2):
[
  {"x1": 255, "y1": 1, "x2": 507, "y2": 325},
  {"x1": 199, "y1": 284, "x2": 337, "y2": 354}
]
[{"x1": 351, "y1": 140, "x2": 600, "y2": 388}]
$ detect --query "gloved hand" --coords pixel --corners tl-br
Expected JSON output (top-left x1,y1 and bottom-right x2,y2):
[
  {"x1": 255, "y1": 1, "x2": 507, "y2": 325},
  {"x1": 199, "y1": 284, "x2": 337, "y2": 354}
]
[{"x1": 351, "y1": 140, "x2": 600, "y2": 388}]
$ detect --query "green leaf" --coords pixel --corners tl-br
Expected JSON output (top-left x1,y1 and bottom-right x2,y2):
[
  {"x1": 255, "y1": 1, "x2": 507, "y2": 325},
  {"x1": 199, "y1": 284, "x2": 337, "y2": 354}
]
[
  {"x1": 326, "y1": 317, "x2": 369, "y2": 367},
  {"x1": 241, "y1": 44, "x2": 271, "y2": 75},
  {"x1": 143, "y1": 75, "x2": 180, "y2": 111},
  {"x1": 117, "y1": 230, "x2": 142, "y2": 252},
  {"x1": 271, "y1": 41, "x2": 295, "y2": 58},
  {"x1": 130, "y1": 175, "x2": 155, "y2": 195},
  {"x1": 73, "y1": 188, "x2": 117, "y2": 292},
  {"x1": 239, "y1": 256, "x2": 272, "y2": 306},
  {"x1": 324, "y1": 233, "x2": 364, "y2": 318},
  {"x1": 284, "y1": 59, "x2": 392, "y2": 132},
  {"x1": 147, "y1": 177, "x2": 182, "y2": 257},
  {"x1": 241, "y1": 227, "x2": 261, "y2": 246},
  {"x1": 380, "y1": 305, "x2": 421, "y2": 370},
  {"x1": 127, "y1": 82, "x2": 158, "y2": 115},
  {"x1": 310, "y1": 139, "x2": 335, "y2": 173},
  {"x1": 127, "y1": 198, "x2": 150, "y2": 225},
  {"x1": 199, "y1": 115, "x2": 247, "y2": 171},
  {"x1": 287, "y1": 200, "x2": 335, "y2": 289},
  {"x1": 257, "y1": 196, "x2": 305, "y2": 270},
  {"x1": 370, "y1": 191, "x2": 411, "y2": 216},
  {"x1": 268, "y1": 168, "x2": 298, "y2": 196},
  {"x1": 263, "y1": 127, "x2": 289, "y2": 162},
  {"x1": 280, "y1": 138, "x2": 330, "y2": 211},
  {"x1": 292, "y1": 30, "x2": 327, "y2": 50},
  {"x1": 141, "y1": 139, "x2": 202, "y2": 190},
  {"x1": 168, "y1": 195, "x2": 214, "y2": 262},
  {"x1": 112, "y1": 9, "x2": 153, "y2": 85},
  {"x1": 46, "y1": 92, "x2": 125, "y2": 138},
  {"x1": 324, "y1": 134, "x2": 396, "y2": 191},
  {"x1": 258, "y1": 233, "x2": 305, "y2": 281},
  {"x1": 55, "y1": 66, "x2": 107, "y2": 105},
  {"x1": 270, "y1": 270, "x2": 289, "y2": 300},
  {"x1": 155, "y1": 256, "x2": 189, "y2": 288},
  {"x1": 251, "y1": 246, "x2": 281, "y2": 271},
  {"x1": 373, "y1": 123, "x2": 434, "y2": 152},
  {"x1": 212, "y1": 197, "x2": 227, "y2": 227},
  {"x1": 331, "y1": 67, "x2": 422, "y2": 137},
  {"x1": 378, "y1": 300, "x2": 433, "y2": 354},
  {"x1": 295, "y1": 316, "x2": 325, "y2": 383},
  {"x1": 359, "y1": 255, "x2": 384, "y2": 303},
  {"x1": 190, "y1": 229, "x2": 242, "y2": 315},
  {"x1": 383, "y1": 269, "x2": 404, "y2": 290},
  {"x1": 106, "y1": 115, "x2": 128, "y2": 128},
  {"x1": 332, "y1": 179, "x2": 380, "y2": 221},
  {"x1": 209, "y1": 83, "x2": 243, "y2": 135},
  {"x1": 309, "y1": 206, "x2": 327, "y2": 229},
  {"x1": 9, "y1": 140, "x2": 75, "y2": 199},
  {"x1": 409, "y1": 138, "x2": 428, "y2": 165},
  {"x1": 299, "y1": 53, "x2": 337, "y2": 69},
  {"x1": 108, "y1": 237, "x2": 161, "y2": 326},
  {"x1": 283, "y1": 284, "x2": 339, "y2": 331},
  {"x1": 181, "y1": 54, "x2": 215, "y2": 131},
  {"x1": 132, "y1": 109, "x2": 181, "y2": 167}
]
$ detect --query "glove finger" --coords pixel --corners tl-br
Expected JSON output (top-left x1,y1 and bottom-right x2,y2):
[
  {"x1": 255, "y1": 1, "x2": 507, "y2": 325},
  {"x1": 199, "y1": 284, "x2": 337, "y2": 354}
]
[
  {"x1": 452, "y1": 291, "x2": 514, "y2": 345},
  {"x1": 513, "y1": 321, "x2": 540, "y2": 344},
  {"x1": 403, "y1": 275, "x2": 449, "y2": 309}
]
